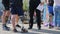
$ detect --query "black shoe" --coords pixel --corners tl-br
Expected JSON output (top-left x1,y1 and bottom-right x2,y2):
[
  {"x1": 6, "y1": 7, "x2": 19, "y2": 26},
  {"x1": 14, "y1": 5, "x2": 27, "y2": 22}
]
[
  {"x1": 3, "y1": 25, "x2": 10, "y2": 31},
  {"x1": 16, "y1": 24, "x2": 21, "y2": 28},
  {"x1": 28, "y1": 27, "x2": 32, "y2": 29},
  {"x1": 38, "y1": 27, "x2": 41, "y2": 30},
  {"x1": 13, "y1": 29, "x2": 18, "y2": 32},
  {"x1": 49, "y1": 24, "x2": 54, "y2": 29}
]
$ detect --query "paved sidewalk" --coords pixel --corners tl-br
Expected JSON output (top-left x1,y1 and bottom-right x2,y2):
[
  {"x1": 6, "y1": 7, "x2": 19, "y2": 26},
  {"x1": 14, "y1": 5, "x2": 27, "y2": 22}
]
[{"x1": 0, "y1": 22, "x2": 60, "y2": 34}]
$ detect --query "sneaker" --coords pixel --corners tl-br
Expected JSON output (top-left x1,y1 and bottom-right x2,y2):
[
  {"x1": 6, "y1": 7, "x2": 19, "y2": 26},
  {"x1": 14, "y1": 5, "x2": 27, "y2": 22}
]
[
  {"x1": 3, "y1": 26, "x2": 10, "y2": 31},
  {"x1": 49, "y1": 24, "x2": 54, "y2": 29},
  {"x1": 16, "y1": 24, "x2": 21, "y2": 28},
  {"x1": 13, "y1": 29, "x2": 18, "y2": 32},
  {"x1": 28, "y1": 27, "x2": 32, "y2": 29},
  {"x1": 38, "y1": 27, "x2": 41, "y2": 30},
  {"x1": 44, "y1": 23, "x2": 49, "y2": 27},
  {"x1": 21, "y1": 28, "x2": 28, "y2": 33},
  {"x1": 38, "y1": 28, "x2": 41, "y2": 30}
]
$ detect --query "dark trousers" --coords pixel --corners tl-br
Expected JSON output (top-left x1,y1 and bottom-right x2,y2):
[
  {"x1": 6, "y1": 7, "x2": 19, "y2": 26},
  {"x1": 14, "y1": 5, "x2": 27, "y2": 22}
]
[{"x1": 29, "y1": 0, "x2": 41, "y2": 28}]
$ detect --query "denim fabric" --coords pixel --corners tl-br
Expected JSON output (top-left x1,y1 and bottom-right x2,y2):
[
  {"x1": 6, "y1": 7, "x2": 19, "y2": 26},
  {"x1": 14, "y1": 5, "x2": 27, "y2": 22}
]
[{"x1": 54, "y1": 6, "x2": 60, "y2": 27}]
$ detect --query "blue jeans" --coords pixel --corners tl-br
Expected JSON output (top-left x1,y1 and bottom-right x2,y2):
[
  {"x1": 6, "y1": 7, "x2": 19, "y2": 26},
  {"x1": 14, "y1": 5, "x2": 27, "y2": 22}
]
[{"x1": 54, "y1": 6, "x2": 60, "y2": 27}]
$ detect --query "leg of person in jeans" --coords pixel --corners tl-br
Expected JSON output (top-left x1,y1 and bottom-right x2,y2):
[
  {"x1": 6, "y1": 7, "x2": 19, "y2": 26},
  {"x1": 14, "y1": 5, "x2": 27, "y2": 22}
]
[
  {"x1": 56, "y1": 7, "x2": 60, "y2": 30},
  {"x1": 54, "y1": 6, "x2": 60, "y2": 30},
  {"x1": 54, "y1": 9, "x2": 57, "y2": 27}
]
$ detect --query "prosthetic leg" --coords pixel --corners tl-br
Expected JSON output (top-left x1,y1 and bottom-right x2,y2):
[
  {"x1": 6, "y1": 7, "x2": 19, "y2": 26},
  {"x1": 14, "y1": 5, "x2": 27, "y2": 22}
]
[{"x1": 19, "y1": 16, "x2": 28, "y2": 33}]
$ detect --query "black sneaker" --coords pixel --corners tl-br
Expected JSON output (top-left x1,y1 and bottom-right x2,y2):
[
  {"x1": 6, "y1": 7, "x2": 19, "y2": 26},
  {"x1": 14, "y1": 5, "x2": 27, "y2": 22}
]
[
  {"x1": 38, "y1": 27, "x2": 41, "y2": 30},
  {"x1": 13, "y1": 29, "x2": 18, "y2": 32},
  {"x1": 28, "y1": 27, "x2": 32, "y2": 29},
  {"x1": 16, "y1": 24, "x2": 21, "y2": 28},
  {"x1": 3, "y1": 26, "x2": 10, "y2": 31},
  {"x1": 49, "y1": 24, "x2": 54, "y2": 29}
]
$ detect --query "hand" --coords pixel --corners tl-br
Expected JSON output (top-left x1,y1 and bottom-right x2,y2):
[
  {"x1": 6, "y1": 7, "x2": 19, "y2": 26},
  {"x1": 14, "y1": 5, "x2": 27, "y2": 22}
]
[{"x1": 40, "y1": 2, "x2": 44, "y2": 5}]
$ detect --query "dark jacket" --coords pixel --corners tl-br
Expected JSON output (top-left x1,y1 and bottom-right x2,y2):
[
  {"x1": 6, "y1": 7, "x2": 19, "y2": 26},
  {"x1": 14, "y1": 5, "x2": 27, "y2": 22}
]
[
  {"x1": 29, "y1": 0, "x2": 41, "y2": 9},
  {"x1": 11, "y1": 0, "x2": 23, "y2": 7},
  {"x1": 2, "y1": 0, "x2": 10, "y2": 4}
]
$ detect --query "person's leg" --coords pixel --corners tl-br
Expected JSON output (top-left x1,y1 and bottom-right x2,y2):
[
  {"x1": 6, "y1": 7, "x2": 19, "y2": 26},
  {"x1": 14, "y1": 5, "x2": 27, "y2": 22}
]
[
  {"x1": 11, "y1": 6, "x2": 18, "y2": 32},
  {"x1": 28, "y1": 7, "x2": 34, "y2": 29},
  {"x1": 15, "y1": 15, "x2": 19, "y2": 24},
  {"x1": 2, "y1": 10, "x2": 6, "y2": 25},
  {"x1": 57, "y1": 11, "x2": 60, "y2": 27},
  {"x1": 54, "y1": 7, "x2": 58, "y2": 27},
  {"x1": 48, "y1": 6, "x2": 54, "y2": 28},
  {"x1": 15, "y1": 6, "x2": 24, "y2": 28},
  {"x1": 2, "y1": 3, "x2": 10, "y2": 30},
  {"x1": 54, "y1": 6, "x2": 60, "y2": 29},
  {"x1": 2, "y1": 10, "x2": 10, "y2": 31},
  {"x1": 5, "y1": 10, "x2": 10, "y2": 23},
  {"x1": 49, "y1": 14, "x2": 54, "y2": 28},
  {"x1": 15, "y1": 15, "x2": 21, "y2": 28},
  {"x1": 56, "y1": 7, "x2": 60, "y2": 30},
  {"x1": 11, "y1": 15, "x2": 18, "y2": 32},
  {"x1": 6, "y1": 10, "x2": 10, "y2": 17},
  {"x1": 36, "y1": 9, "x2": 41, "y2": 30}
]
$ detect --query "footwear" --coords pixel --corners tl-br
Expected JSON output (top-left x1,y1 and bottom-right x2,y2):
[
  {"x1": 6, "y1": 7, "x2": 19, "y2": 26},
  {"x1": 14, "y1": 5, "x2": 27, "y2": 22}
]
[
  {"x1": 44, "y1": 23, "x2": 49, "y2": 27},
  {"x1": 28, "y1": 27, "x2": 32, "y2": 29},
  {"x1": 38, "y1": 28, "x2": 41, "y2": 30},
  {"x1": 49, "y1": 24, "x2": 54, "y2": 29},
  {"x1": 21, "y1": 27, "x2": 28, "y2": 33},
  {"x1": 16, "y1": 24, "x2": 21, "y2": 28},
  {"x1": 38, "y1": 27, "x2": 41, "y2": 30},
  {"x1": 3, "y1": 26, "x2": 10, "y2": 31},
  {"x1": 13, "y1": 29, "x2": 18, "y2": 32}
]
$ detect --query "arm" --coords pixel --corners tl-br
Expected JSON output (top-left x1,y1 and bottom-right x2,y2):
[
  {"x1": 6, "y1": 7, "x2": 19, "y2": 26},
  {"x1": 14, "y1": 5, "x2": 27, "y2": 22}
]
[{"x1": 40, "y1": 0, "x2": 44, "y2": 5}]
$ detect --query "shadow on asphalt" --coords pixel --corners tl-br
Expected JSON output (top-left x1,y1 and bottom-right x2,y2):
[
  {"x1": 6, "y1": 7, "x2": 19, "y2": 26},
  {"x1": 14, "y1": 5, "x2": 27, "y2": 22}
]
[
  {"x1": 30, "y1": 28, "x2": 60, "y2": 34},
  {"x1": 14, "y1": 31, "x2": 39, "y2": 34}
]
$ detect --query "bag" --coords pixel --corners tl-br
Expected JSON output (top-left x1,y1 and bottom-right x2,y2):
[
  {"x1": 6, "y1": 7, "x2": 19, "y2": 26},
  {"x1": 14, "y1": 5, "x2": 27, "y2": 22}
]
[{"x1": 36, "y1": 4, "x2": 44, "y2": 11}]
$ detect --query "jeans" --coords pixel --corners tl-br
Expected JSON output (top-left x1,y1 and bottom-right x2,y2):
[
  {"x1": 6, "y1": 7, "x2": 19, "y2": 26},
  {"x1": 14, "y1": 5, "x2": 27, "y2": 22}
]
[{"x1": 54, "y1": 6, "x2": 60, "y2": 27}]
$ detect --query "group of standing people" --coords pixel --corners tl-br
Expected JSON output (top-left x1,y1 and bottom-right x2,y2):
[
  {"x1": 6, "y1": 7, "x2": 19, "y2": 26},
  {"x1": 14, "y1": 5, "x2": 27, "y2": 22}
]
[
  {"x1": 1, "y1": 0, "x2": 60, "y2": 33},
  {"x1": 45, "y1": 0, "x2": 60, "y2": 29},
  {"x1": 2, "y1": 0, "x2": 24, "y2": 32},
  {"x1": 1, "y1": 0, "x2": 42, "y2": 32}
]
